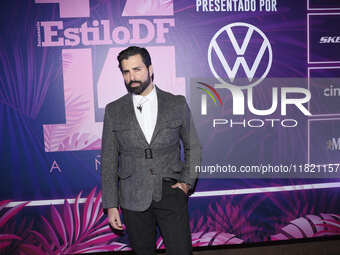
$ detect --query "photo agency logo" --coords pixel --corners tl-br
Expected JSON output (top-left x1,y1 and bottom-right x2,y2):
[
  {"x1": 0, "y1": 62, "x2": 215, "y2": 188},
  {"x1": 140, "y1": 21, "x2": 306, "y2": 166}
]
[{"x1": 197, "y1": 22, "x2": 311, "y2": 128}]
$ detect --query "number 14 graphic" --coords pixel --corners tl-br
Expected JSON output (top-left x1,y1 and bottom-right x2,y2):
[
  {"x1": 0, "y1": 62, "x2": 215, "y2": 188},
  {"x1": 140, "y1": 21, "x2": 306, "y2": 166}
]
[{"x1": 43, "y1": 46, "x2": 185, "y2": 152}]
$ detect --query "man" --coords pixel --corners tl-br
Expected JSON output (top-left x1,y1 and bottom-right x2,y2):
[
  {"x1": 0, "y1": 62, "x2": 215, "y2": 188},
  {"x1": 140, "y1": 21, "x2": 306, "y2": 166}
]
[{"x1": 101, "y1": 46, "x2": 201, "y2": 255}]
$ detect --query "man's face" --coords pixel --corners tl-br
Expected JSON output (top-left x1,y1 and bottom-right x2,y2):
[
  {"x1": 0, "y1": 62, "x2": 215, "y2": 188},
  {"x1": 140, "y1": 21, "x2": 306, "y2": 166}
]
[{"x1": 121, "y1": 54, "x2": 152, "y2": 95}]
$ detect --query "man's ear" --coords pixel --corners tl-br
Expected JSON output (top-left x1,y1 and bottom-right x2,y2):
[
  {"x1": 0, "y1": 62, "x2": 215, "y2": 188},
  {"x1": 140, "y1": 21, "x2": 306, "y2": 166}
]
[{"x1": 148, "y1": 65, "x2": 153, "y2": 78}]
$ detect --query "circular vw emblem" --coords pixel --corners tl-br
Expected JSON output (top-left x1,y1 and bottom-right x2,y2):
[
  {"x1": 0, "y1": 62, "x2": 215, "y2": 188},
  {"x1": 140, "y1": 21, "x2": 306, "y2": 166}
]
[{"x1": 208, "y1": 22, "x2": 272, "y2": 89}]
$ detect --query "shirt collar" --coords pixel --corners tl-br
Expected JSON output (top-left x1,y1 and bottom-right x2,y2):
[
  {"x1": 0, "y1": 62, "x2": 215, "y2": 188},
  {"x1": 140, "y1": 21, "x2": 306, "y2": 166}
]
[{"x1": 133, "y1": 84, "x2": 157, "y2": 103}]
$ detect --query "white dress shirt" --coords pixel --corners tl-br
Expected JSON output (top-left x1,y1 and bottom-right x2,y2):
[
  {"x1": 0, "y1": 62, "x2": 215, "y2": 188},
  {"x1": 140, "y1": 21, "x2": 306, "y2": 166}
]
[{"x1": 132, "y1": 85, "x2": 158, "y2": 144}]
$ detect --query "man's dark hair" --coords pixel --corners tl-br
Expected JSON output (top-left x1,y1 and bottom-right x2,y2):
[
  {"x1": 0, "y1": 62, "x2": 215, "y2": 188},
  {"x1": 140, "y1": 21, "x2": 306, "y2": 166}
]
[{"x1": 117, "y1": 46, "x2": 154, "y2": 81}]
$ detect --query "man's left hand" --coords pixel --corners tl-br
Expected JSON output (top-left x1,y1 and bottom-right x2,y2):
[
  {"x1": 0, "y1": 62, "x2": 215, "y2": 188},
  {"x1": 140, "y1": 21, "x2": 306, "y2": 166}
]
[{"x1": 171, "y1": 182, "x2": 190, "y2": 195}]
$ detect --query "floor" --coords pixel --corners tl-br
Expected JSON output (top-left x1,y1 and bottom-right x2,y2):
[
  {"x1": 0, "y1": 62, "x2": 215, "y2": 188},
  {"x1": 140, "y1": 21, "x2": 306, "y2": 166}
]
[{"x1": 81, "y1": 236, "x2": 340, "y2": 255}]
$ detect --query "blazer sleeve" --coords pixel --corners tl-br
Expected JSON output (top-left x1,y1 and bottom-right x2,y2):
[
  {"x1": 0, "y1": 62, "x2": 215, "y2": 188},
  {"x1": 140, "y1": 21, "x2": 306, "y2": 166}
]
[
  {"x1": 100, "y1": 104, "x2": 120, "y2": 209},
  {"x1": 179, "y1": 96, "x2": 202, "y2": 188}
]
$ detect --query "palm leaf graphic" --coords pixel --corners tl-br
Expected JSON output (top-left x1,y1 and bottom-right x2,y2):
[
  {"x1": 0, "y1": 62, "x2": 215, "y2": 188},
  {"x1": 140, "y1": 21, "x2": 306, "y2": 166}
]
[
  {"x1": 31, "y1": 187, "x2": 127, "y2": 254},
  {"x1": 0, "y1": 200, "x2": 43, "y2": 253},
  {"x1": 314, "y1": 214, "x2": 340, "y2": 237},
  {"x1": 191, "y1": 231, "x2": 243, "y2": 246},
  {"x1": 271, "y1": 213, "x2": 340, "y2": 240}
]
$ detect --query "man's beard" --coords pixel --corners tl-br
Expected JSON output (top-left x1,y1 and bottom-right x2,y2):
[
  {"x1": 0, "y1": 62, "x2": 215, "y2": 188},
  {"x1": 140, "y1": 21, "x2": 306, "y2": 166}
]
[{"x1": 125, "y1": 73, "x2": 151, "y2": 95}]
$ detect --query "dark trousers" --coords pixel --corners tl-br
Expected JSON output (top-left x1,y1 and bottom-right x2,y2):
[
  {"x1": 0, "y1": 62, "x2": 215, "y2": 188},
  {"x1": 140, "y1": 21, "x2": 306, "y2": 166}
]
[{"x1": 122, "y1": 180, "x2": 192, "y2": 255}]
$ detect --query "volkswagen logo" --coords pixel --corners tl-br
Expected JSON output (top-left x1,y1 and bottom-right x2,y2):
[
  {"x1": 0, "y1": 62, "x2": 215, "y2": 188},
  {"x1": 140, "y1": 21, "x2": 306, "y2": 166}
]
[{"x1": 208, "y1": 22, "x2": 272, "y2": 89}]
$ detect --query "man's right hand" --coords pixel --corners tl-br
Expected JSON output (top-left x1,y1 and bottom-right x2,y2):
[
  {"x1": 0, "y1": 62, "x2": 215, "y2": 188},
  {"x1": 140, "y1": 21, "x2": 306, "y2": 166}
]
[{"x1": 108, "y1": 207, "x2": 123, "y2": 230}]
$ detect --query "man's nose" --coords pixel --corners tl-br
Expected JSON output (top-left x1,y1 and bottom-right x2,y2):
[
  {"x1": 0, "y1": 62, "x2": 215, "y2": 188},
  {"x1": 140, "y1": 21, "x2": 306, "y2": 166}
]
[{"x1": 129, "y1": 72, "x2": 136, "y2": 81}]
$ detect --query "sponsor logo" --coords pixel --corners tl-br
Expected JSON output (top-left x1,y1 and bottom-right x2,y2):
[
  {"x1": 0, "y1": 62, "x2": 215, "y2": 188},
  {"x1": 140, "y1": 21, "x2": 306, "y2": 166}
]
[
  {"x1": 320, "y1": 36, "x2": 340, "y2": 44},
  {"x1": 199, "y1": 23, "x2": 312, "y2": 128},
  {"x1": 208, "y1": 22, "x2": 272, "y2": 89},
  {"x1": 324, "y1": 84, "x2": 340, "y2": 96},
  {"x1": 327, "y1": 137, "x2": 340, "y2": 151}
]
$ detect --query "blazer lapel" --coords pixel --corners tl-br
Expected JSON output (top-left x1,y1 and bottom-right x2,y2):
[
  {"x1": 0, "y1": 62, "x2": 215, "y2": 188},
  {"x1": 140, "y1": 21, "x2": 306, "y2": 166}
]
[{"x1": 150, "y1": 86, "x2": 168, "y2": 145}]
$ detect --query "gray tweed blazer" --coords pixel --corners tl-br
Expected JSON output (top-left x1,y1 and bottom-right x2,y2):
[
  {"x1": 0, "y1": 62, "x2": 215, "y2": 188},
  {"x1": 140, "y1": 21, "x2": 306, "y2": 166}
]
[{"x1": 100, "y1": 85, "x2": 201, "y2": 211}]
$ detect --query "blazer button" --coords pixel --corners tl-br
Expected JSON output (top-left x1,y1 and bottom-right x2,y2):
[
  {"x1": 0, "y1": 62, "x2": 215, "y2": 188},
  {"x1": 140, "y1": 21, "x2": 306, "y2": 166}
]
[{"x1": 150, "y1": 169, "x2": 155, "y2": 175}]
